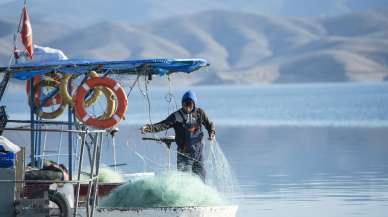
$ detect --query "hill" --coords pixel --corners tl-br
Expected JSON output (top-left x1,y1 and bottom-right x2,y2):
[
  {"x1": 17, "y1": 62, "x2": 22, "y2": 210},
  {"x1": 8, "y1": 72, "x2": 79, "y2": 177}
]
[{"x1": 1, "y1": 10, "x2": 387, "y2": 85}]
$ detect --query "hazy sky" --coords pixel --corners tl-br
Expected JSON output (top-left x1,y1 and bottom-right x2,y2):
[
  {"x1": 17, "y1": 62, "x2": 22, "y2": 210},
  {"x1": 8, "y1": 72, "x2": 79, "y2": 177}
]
[
  {"x1": 0, "y1": 0, "x2": 387, "y2": 26},
  {"x1": 1, "y1": 0, "x2": 387, "y2": 17}
]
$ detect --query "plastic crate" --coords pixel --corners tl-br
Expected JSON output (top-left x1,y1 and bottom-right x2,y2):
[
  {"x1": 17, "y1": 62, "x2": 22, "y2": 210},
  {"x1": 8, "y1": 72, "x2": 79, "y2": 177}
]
[{"x1": 0, "y1": 151, "x2": 15, "y2": 168}]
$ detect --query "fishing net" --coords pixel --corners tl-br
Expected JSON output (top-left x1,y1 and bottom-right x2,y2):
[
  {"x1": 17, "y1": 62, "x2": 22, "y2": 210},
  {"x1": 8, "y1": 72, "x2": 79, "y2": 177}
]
[
  {"x1": 79, "y1": 167, "x2": 124, "y2": 183},
  {"x1": 98, "y1": 167, "x2": 124, "y2": 183},
  {"x1": 101, "y1": 171, "x2": 226, "y2": 208},
  {"x1": 204, "y1": 139, "x2": 241, "y2": 195}
]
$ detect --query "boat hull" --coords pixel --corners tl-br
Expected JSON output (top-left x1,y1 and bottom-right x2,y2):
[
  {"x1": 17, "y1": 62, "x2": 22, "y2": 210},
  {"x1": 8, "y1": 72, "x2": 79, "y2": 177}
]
[{"x1": 93, "y1": 205, "x2": 238, "y2": 217}]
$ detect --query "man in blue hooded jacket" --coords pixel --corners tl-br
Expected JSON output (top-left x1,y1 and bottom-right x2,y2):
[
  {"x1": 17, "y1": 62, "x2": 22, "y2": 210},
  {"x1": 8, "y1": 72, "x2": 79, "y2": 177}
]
[{"x1": 140, "y1": 90, "x2": 215, "y2": 181}]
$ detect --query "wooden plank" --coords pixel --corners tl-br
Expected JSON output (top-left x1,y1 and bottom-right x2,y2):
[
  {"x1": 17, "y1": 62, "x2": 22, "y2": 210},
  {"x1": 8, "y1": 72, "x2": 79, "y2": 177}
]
[{"x1": 15, "y1": 147, "x2": 25, "y2": 199}]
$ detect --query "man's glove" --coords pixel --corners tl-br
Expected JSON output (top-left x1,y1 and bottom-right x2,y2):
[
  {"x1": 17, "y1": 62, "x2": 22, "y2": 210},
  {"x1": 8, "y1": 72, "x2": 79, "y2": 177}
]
[
  {"x1": 208, "y1": 131, "x2": 216, "y2": 141},
  {"x1": 140, "y1": 124, "x2": 152, "y2": 134}
]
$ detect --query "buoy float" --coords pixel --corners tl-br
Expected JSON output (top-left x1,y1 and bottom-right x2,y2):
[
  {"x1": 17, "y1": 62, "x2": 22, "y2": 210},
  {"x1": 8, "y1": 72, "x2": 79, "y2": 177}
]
[
  {"x1": 60, "y1": 71, "x2": 101, "y2": 106},
  {"x1": 93, "y1": 86, "x2": 116, "y2": 120},
  {"x1": 74, "y1": 77, "x2": 127, "y2": 129}
]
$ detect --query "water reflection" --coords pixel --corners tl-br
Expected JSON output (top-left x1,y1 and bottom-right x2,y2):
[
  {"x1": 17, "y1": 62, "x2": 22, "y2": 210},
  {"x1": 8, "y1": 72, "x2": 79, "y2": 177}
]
[{"x1": 209, "y1": 125, "x2": 388, "y2": 217}]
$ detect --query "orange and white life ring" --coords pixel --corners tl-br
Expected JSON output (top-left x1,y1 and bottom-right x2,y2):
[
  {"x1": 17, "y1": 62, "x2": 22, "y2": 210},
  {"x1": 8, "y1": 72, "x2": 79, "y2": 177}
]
[
  {"x1": 26, "y1": 74, "x2": 62, "y2": 107},
  {"x1": 31, "y1": 80, "x2": 66, "y2": 119},
  {"x1": 74, "y1": 77, "x2": 127, "y2": 129}
]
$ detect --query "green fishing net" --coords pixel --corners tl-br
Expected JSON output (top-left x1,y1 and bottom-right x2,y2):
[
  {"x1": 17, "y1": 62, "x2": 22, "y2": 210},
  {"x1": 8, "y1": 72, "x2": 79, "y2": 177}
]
[
  {"x1": 79, "y1": 167, "x2": 124, "y2": 183},
  {"x1": 98, "y1": 167, "x2": 124, "y2": 183},
  {"x1": 101, "y1": 171, "x2": 226, "y2": 208}
]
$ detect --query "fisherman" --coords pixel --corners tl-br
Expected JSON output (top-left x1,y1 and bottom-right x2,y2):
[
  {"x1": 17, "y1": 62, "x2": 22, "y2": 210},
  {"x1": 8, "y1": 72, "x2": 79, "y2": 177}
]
[{"x1": 140, "y1": 90, "x2": 215, "y2": 181}]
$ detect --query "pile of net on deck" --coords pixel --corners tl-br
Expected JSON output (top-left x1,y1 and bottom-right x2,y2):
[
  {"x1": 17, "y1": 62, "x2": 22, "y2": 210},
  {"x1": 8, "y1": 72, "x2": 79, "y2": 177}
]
[
  {"x1": 101, "y1": 171, "x2": 226, "y2": 208},
  {"x1": 79, "y1": 167, "x2": 124, "y2": 183},
  {"x1": 98, "y1": 167, "x2": 124, "y2": 183}
]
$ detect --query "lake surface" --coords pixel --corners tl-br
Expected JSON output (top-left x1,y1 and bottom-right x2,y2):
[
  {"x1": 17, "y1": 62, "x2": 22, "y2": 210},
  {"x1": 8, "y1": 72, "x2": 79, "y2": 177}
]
[{"x1": 2, "y1": 82, "x2": 388, "y2": 217}]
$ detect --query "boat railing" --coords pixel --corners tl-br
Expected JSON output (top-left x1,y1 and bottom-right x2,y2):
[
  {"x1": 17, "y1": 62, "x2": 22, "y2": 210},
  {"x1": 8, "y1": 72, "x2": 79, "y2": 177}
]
[{"x1": 0, "y1": 121, "x2": 107, "y2": 217}]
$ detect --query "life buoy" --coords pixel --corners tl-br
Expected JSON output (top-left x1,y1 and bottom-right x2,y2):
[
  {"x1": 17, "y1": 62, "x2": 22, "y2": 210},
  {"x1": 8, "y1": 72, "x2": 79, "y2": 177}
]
[
  {"x1": 26, "y1": 74, "x2": 62, "y2": 107},
  {"x1": 74, "y1": 77, "x2": 127, "y2": 129},
  {"x1": 78, "y1": 86, "x2": 116, "y2": 120},
  {"x1": 60, "y1": 71, "x2": 101, "y2": 106},
  {"x1": 31, "y1": 80, "x2": 66, "y2": 119}
]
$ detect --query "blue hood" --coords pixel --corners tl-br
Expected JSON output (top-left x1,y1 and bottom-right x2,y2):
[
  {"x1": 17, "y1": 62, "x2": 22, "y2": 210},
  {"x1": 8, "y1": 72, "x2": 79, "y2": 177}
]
[{"x1": 181, "y1": 90, "x2": 197, "y2": 107}]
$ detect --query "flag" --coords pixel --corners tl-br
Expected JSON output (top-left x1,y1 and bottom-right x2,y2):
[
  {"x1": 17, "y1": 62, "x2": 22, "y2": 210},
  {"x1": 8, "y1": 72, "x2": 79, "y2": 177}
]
[{"x1": 20, "y1": 6, "x2": 33, "y2": 59}]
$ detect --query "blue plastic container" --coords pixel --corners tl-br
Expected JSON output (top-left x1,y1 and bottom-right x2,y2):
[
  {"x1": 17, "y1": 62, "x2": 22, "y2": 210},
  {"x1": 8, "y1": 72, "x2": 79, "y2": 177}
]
[{"x1": 0, "y1": 151, "x2": 15, "y2": 168}]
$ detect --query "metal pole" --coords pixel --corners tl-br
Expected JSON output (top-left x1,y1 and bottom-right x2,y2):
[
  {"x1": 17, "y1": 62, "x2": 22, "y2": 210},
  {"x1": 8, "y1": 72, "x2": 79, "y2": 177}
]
[
  {"x1": 0, "y1": 127, "x2": 105, "y2": 133},
  {"x1": 74, "y1": 130, "x2": 86, "y2": 217},
  {"x1": 86, "y1": 132, "x2": 99, "y2": 217},
  {"x1": 34, "y1": 121, "x2": 38, "y2": 167},
  {"x1": 68, "y1": 106, "x2": 73, "y2": 180},
  {"x1": 85, "y1": 134, "x2": 97, "y2": 168},
  {"x1": 41, "y1": 125, "x2": 48, "y2": 165},
  {"x1": 91, "y1": 133, "x2": 103, "y2": 217},
  {"x1": 57, "y1": 125, "x2": 64, "y2": 163},
  {"x1": 36, "y1": 116, "x2": 42, "y2": 168},
  {"x1": 29, "y1": 78, "x2": 36, "y2": 167},
  {"x1": 112, "y1": 136, "x2": 117, "y2": 172},
  {"x1": 8, "y1": 119, "x2": 78, "y2": 125},
  {"x1": 73, "y1": 112, "x2": 78, "y2": 177}
]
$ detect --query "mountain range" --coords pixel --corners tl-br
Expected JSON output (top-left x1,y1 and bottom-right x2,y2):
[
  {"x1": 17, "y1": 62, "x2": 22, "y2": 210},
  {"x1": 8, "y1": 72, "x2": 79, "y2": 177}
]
[
  {"x1": 1, "y1": 9, "x2": 388, "y2": 85},
  {"x1": 1, "y1": 0, "x2": 387, "y2": 25}
]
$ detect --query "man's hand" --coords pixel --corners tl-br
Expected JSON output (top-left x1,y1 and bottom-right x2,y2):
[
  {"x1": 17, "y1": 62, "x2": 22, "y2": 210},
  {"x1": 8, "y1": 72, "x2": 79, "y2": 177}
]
[
  {"x1": 208, "y1": 131, "x2": 216, "y2": 141},
  {"x1": 140, "y1": 124, "x2": 152, "y2": 134}
]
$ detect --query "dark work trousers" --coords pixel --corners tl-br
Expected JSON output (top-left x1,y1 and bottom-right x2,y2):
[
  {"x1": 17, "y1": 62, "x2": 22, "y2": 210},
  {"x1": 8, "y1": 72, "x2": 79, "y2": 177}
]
[{"x1": 177, "y1": 148, "x2": 206, "y2": 182}]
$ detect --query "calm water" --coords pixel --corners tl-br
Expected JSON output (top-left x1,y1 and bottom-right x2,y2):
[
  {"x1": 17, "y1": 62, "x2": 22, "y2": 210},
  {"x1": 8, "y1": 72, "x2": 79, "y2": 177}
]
[
  {"x1": 4, "y1": 81, "x2": 388, "y2": 127},
  {"x1": 2, "y1": 82, "x2": 388, "y2": 217}
]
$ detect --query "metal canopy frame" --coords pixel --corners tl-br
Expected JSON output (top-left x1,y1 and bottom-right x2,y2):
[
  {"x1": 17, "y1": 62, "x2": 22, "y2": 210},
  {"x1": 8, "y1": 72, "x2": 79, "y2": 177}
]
[
  {"x1": 1, "y1": 120, "x2": 106, "y2": 217},
  {"x1": 0, "y1": 58, "x2": 209, "y2": 81}
]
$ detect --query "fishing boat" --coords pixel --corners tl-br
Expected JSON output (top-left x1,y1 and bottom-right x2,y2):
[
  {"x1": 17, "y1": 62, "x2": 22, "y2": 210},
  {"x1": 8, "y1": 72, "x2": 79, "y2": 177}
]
[
  {"x1": 0, "y1": 57, "x2": 238, "y2": 217},
  {"x1": 0, "y1": 3, "x2": 238, "y2": 217}
]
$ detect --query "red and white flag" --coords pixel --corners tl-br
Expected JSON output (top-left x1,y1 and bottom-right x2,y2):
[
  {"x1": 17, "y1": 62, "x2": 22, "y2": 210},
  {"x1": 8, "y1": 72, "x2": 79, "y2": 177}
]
[{"x1": 20, "y1": 6, "x2": 33, "y2": 59}]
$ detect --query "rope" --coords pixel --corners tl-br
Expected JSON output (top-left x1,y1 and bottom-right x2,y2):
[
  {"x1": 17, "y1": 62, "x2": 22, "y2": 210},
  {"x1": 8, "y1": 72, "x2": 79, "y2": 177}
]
[
  {"x1": 165, "y1": 75, "x2": 178, "y2": 112},
  {"x1": 124, "y1": 139, "x2": 143, "y2": 172},
  {"x1": 143, "y1": 76, "x2": 154, "y2": 134},
  {"x1": 125, "y1": 139, "x2": 169, "y2": 172},
  {"x1": 138, "y1": 77, "x2": 160, "y2": 145},
  {"x1": 126, "y1": 73, "x2": 140, "y2": 99},
  {"x1": 144, "y1": 77, "x2": 166, "y2": 167},
  {"x1": 73, "y1": 130, "x2": 80, "y2": 173},
  {"x1": 163, "y1": 75, "x2": 179, "y2": 170},
  {"x1": 142, "y1": 76, "x2": 175, "y2": 171},
  {"x1": 136, "y1": 76, "x2": 152, "y2": 170}
]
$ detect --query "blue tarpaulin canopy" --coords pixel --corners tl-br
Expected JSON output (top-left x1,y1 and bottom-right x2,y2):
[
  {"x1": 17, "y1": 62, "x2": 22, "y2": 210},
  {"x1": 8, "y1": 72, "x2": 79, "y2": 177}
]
[{"x1": 0, "y1": 58, "x2": 209, "y2": 80}]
